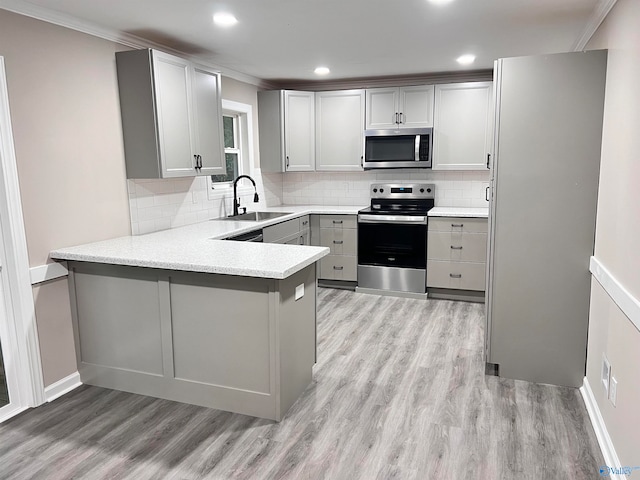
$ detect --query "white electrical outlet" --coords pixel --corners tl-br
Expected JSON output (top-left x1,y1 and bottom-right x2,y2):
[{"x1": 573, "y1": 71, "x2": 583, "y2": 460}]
[
  {"x1": 610, "y1": 376, "x2": 618, "y2": 406},
  {"x1": 602, "y1": 355, "x2": 611, "y2": 396}
]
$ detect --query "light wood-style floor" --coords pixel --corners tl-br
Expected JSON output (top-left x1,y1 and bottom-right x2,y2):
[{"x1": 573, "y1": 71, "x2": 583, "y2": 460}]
[{"x1": 0, "y1": 288, "x2": 604, "y2": 479}]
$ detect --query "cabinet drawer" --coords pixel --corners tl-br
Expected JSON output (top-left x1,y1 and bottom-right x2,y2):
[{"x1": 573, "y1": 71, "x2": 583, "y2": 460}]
[
  {"x1": 319, "y1": 228, "x2": 357, "y2": 255},
  {"x1": 319, "y1": 215, "x2": 357, "y2": 229},
  {"x1": 263, "y1": 218, "x2": 300, "y2": 243},
  {"x1": 299, "y1": 215, "x2": 310, "y2": 232},
  {"x1": 320, "y1": 255, "x2": 357, "y2": 281},
  {"x1": 427, "y1": 231, "x2": 487, "y2": 262},
  {"x1": 428, "y1": 217, "x2": 488, "y2": 233},
  {"x1": 427, "y1": 260, "x2": 486, "y2": 291}
]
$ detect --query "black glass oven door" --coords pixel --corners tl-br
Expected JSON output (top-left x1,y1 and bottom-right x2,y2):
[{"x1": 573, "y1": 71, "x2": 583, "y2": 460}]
[{"x1": 358, "y1": 222, "x2": 427, "y2": 269}]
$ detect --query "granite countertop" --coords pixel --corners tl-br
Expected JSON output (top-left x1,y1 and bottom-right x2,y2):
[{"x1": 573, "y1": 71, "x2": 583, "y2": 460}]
[
  {"x1": 428, "y1": 206, "x2": 489, "y2": 218},
  {"x1": 50, "y1": 205, "x2": 365, "y2": 280}
]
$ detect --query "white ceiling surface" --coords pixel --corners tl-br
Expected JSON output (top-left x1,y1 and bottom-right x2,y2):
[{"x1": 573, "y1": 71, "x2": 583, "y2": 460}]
[{"x1": 10, "y1": 0, "x2": 600, "y2": 81}]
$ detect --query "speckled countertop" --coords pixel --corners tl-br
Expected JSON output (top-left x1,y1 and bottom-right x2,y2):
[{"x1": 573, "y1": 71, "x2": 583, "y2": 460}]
[
  {"x1": 428, "y1": 206, "x2": 489, "y2": 218},
  {"x1": 50, "y1": 205, "x2": 364, "y2": 280}
]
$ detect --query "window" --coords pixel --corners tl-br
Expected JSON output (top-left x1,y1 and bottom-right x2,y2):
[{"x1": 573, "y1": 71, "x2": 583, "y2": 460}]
[{"x1": 211, "y1": 114, "x2": 241, "y2": 183}]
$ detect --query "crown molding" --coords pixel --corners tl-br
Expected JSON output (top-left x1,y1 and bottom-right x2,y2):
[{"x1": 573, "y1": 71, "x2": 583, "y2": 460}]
[
  {"x1": 268, "y1": 69, "x2": 493, "y2": 92},
  {"x1": 573, "y1": 0, "x2": 618, "y2": 51},
  {"x1": 0, "y1": 0, "x2": 267, "y2": 87}
]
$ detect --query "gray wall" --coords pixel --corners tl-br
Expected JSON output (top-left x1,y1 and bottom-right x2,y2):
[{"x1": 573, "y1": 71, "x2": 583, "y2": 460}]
[
  {"x1": 584, "y1": 0, "x2": 640, "y2": 465},
  {"x1": 0, "y1": 9, "x2": 132, "y2": 386}
]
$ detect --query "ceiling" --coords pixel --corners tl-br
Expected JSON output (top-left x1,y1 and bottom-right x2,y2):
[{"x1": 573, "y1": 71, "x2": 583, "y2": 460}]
[{"x1": 3, "y1": 0, "x2": 603, "y2": 82}]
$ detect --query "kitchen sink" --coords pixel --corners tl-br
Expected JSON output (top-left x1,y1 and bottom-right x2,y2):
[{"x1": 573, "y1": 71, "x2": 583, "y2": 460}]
[{"x1": 221, "y1": 211, "x2": 293, "y2": 221}]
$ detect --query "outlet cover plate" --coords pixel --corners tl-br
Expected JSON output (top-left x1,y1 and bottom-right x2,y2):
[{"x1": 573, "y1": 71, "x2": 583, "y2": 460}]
[
  {"x1": 602, "y1": 355, "x2": 611, "y2": 396},
  {"x1": 610, "y1": 377, "x2": 618, "y2": 406}
]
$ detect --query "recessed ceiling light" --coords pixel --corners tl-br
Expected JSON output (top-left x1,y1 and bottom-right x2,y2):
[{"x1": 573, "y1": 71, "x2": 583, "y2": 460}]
[
  {"x1": 314, "y1": 66, "x2": 330, "y2": 76},
  {"x1": 213, "y1": 13, "x2": 238, "y2": 27},
  {"x1": 428, "y1": 0, "x2": 455, "y2": 4},
  {"x1": 457, "y1": 54, "x2": 476, "y2": 65}
]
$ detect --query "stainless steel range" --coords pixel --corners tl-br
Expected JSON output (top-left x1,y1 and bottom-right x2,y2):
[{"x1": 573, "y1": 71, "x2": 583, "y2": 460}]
[{"x1": 357, "y1": 183, "x2": 435, "y2": 294}]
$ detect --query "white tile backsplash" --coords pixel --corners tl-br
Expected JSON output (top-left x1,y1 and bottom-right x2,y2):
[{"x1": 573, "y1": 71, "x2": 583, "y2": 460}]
[
  {"x1": 281, "y1": 170, "x2": 490, "y2": 208},
  {"x1": 127, "y1": 168, "x2": 488, "y2": 235},
  {"x1": 128, "y1": 169, "x2": 283, "y2": 235}
]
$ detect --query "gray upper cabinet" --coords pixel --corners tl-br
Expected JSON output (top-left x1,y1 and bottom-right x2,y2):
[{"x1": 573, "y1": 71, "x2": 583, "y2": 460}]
[
  {"x1": 432, "y1": 82, "x2": 493, "y2": 171},
  {"x1": 365, "y1": 85, "x2": 434, "y2": 129},
  {"x1": 258, "y1": 90, "x2": 315, "y2": 173},
  {"x1": 315, "y1": 90, "x2": 365, "y2": 171},
  {"x1": 116, "y1": 49, "x2": 224, "y2": 179}
]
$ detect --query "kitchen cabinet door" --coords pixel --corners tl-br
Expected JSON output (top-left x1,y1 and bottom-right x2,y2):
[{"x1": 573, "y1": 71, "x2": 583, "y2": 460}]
[
  {"x1": 316, "y1": 90, "x2": 365, "y2": 171},
  {"x1": 116, "y1": 49, "x2": 225, "y2": 179},
  {"x1": 432, "y1": 82, "x2": 493, "y2": 170},
  {"x1": 399, "y1": 85, "x2": 434, "y2": 128},
  {"x1": 152, "y1": 51, "x2": 197, "y2": 177},
  {"x1": 191, "y1": 66, "x2": 225, "y2": 175},
  {"x1": 365, "y1": 88, "x2": 399, "y2": 129},
  {"x1": 366, "y1": 86, "x2": 434, "y2": 129},
  {"x1": 284, "y1": 91, "x2": 315, "y2": 171}
]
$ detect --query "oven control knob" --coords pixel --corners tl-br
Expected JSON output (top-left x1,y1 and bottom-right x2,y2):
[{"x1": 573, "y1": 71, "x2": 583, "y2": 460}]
[
  {"x1": 380, "y1": 188, "x2": 384, "y2": 193},
  {"x1": 427, "y1": 188, "x2": 432, "y2": 193},
  {"x1": 373, "y1": 188, "x2": 378, "y2": 193},
  {"x1": 420, "y1": 188, "x2": 424, "y2": 193}
]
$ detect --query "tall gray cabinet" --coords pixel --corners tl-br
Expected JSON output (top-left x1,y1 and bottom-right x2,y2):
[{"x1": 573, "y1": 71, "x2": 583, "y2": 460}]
[{"x1": 486, "y1": 50, "x2": 607, "y2": 387}]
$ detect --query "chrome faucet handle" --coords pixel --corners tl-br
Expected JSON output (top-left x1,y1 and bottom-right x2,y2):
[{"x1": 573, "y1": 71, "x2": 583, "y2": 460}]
[{"x1": 240, "y1": 207, "x2": 247, "y2": 214}]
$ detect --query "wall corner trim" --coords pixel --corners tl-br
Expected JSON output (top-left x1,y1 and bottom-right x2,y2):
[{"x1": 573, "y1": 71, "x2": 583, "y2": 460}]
[
  {"x1": 44, "y1": 372, "x2": 81, "y2": 403},
  {"x1": 590, "y1": 256, "x2": 640, "y2": 332},
  {"x1": 580, "y1": 377, "x2": 626, "y2": 480},
  {"x1": 29, "y1": 262, "x2": 68, "y2": 285},
  {"x1": 573, "y1": 0, "x2": 618, "y2": 51}
]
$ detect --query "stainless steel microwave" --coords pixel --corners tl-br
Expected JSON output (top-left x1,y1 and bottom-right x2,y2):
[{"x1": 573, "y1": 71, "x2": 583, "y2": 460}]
[{"x1": 363, "y1": 127, "x2": 432, "y2": 169}]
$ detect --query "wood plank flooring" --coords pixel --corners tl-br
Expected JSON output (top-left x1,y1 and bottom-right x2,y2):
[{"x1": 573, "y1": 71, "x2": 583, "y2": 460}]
[{"x1": 0, "y1": 288, "x2": 604, "y2": 479}]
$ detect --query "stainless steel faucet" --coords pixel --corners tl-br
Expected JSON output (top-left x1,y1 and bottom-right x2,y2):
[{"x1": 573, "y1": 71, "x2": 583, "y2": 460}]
[{"x1": 232, "y1": 175, "x2": 259, "y2": 216}]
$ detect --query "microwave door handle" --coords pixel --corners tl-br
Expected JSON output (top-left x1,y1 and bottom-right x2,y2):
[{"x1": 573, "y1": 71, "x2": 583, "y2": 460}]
[{"x1": 415, "y1": 135, "x2": 421, "y2": 161}]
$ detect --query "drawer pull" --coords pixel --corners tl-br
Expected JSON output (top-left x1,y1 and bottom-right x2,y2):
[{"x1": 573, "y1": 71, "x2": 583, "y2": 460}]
[
  {"x1": 449, "y1": 273, "x2": 462, "y2": 278},
  {"x1": 333, "y1": 240, "x2": 344, "y2": 244},
  {"x1": 333, "y1": 220, "x2": 343, "y2": 224},
  {"x1": 333, "y1": 266, "x2": 344, "y2": 270},
  {"x1": 451, "y1": 223, "x2": 464, "y2": 228},
  {"x1": 450, "y1": 246, "x2": 463, "y2": 250},
  {"x1": 302, "y1": 220, "x2": 309, "y2": 226}
]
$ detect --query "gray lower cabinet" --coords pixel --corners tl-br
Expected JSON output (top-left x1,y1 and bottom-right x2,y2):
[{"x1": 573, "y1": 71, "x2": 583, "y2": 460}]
[
  {"x1": 263, "y1": 215, "x2": 310, "y2": 245},
  {"x1": 427, "y1": 217, "x2": 488, "y2": 292},
  {"x1": 314, "y1": 214, "x2": 357, "y2": 281},
  {"x1": 68, "y1": 261, "x2": 316, "y2": 421}
]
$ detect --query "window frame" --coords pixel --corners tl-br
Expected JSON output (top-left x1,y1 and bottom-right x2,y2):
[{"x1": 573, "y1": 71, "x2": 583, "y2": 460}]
[{"x1": 207, "y1": 100, "x2": 256, "y2": 199}]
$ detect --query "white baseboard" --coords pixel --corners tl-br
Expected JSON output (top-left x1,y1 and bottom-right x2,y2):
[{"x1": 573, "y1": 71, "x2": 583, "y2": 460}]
[
  {"x1": 44, "y1": 371, "x2": 81, "y2": 403},
  {"x1": 0, "y1": 405, "x2": 29, "y2": 424},
  {"x1": 580, "y1": 377, "x2": 626, "y2": 480}
]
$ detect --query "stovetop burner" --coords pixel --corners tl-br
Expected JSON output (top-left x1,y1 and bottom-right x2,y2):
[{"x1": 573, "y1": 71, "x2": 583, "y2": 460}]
[{"x1": 360, "y1": 183, "x2": 435, "y2": 215}]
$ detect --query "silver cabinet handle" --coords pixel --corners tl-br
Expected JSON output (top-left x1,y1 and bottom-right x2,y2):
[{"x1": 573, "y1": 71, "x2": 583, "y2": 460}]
[
  {"x1": 194, "y1": 154, "x2": 199, "y2": 170},
  {"x1": 286, "y1": 156, "x2": 290, "y2": 169},
  {"x1": 302, "y1": 220, "x2": 309, "y2": 226},
  {"x1": 395, "y1": 112, "x2": 399, "y2": 124},
  {"x1": 333, "y1": 220, "x2": 343, "y2": 224},
  {"x1": 361, "y1": 155, "x2": 364, "y2": 168},
  {"x1": 450, "y1": 246, "x2": 463, "y2": 250},
  {"x1": 299, "y1": 236, "x2": 304, "y2": 245},
  {"x1": 449, "y1": 273, "x2": 462, "y2": 278},
  {"x1": 333, "y1": 240, "x2": 343, "y2": 244},
  {"x1": 451, "y1": 223, "x2": 464, "y2": 228},
  {"x1": 486, "y1": 186, "x2": 490, "y2": 202},
  {"x1": 399, "y1": 112, "x2": 404, "y2": 124},
  {"x1": 333, "y1": 266, "x2": 344, "y2": 270}
]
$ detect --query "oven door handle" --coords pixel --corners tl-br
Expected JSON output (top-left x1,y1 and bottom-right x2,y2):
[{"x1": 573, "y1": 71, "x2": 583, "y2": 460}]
[{"x1": 358, "y1": 214, "x2": 427, "y2": 225}]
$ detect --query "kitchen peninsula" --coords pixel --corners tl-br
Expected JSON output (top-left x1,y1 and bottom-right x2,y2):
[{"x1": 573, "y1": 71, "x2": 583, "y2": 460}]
[{"x1": 50, "y1": 210, "x2": 343, "y2": 421}]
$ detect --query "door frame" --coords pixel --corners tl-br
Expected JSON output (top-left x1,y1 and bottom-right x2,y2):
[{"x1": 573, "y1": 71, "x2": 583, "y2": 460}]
[{"x1": 0, "y1": 56, "x2": 45, "y2": 422}]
